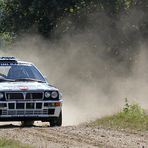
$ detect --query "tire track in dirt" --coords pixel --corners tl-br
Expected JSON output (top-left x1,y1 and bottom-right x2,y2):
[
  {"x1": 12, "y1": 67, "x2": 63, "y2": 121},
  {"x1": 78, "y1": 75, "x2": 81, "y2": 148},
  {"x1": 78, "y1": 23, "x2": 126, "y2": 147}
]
[
  {"x1": 27, "y1": 127, "x2": 101, "y2": 147},
  {"x1": 0, "y1": 124, "x2": 147, "y2": 148}
]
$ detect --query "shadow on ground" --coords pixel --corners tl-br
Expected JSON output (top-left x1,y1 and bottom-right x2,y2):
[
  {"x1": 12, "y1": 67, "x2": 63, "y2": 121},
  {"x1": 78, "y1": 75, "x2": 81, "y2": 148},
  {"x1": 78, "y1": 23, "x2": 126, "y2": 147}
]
[{"x1": 0, "y1": 123, "x2": 49, "y2": 129}]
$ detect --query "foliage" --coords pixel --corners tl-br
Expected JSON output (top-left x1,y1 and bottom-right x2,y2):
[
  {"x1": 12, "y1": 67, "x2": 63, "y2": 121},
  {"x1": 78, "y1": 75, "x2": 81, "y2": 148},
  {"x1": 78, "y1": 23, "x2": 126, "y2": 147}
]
[
  {"x1": 95, "y1": 99, "x2": 148, "y2": 131},
  {"x1": 0, "y1": 0, "x2": 148, "y2": 58},
  {"x1": 0, "y1": 0, "x2": 148, "y2": 37},
  {"x1": 0, "y1": 138, "x2": 32, "y2": 148}
]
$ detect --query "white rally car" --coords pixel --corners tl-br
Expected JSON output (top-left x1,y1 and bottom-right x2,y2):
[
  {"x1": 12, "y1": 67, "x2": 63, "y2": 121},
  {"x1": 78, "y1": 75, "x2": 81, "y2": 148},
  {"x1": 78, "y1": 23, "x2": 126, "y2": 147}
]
[{"x1": 0, "y1": 57, "x2": 63, "y2": 127}]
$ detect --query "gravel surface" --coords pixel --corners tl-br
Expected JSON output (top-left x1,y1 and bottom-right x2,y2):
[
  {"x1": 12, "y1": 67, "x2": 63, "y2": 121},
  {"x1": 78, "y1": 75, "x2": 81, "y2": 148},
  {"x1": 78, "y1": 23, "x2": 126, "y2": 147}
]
[{"x1": 0, "y1": 123, "x2": 147, "y2": 148}]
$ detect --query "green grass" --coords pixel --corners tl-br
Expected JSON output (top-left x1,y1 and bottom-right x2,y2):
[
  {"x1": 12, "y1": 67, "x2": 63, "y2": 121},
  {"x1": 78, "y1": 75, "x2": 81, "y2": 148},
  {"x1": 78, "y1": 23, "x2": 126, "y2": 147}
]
[
  {"x1": 94, "y1": 100, "x2": 148, "y2": 131},
  {"x1": 0, "y1": 138, "x2": 32, "y2": 148}
]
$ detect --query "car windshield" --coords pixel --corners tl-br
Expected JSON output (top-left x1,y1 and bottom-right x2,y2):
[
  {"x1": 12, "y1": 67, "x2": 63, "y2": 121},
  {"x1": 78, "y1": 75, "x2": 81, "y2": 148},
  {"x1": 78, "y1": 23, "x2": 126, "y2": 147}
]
[{"x1": 0, "y1": 64, "x2": 46, "y2": 82}]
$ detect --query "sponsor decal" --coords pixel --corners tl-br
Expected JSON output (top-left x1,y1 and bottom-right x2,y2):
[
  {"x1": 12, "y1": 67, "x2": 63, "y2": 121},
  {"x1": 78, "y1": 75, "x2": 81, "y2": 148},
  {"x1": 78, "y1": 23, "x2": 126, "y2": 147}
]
[{"x1": 19, "y1": 86, "x2": 28, "y2": 90}]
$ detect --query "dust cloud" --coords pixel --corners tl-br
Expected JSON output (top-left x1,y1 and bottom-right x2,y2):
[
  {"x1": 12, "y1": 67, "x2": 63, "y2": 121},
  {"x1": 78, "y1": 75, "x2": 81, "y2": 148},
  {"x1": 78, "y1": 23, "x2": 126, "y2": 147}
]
[
  {"x1": 1, "y1": 9, "x2": 148, "y2": 125},
  {"x1": 0, "y1": 35, "x2": 147, "y2": 126}
]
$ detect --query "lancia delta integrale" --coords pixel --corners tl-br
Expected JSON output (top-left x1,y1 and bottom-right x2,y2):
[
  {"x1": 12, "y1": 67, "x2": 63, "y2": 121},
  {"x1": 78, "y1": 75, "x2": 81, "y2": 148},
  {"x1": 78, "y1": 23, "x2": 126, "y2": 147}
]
[{"x1": 0, "y1": 57, "x2": 63, "y2": 127}]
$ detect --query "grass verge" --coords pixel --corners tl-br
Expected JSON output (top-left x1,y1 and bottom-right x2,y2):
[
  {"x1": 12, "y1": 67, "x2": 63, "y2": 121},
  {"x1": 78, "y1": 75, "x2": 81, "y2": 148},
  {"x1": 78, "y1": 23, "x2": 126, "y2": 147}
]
[
  {"x1": 94, "y1": 99, "x2": 148, "y2": 131},
  {"x1": 0, "y1": 138, "x2": 32, "y2": 148}
]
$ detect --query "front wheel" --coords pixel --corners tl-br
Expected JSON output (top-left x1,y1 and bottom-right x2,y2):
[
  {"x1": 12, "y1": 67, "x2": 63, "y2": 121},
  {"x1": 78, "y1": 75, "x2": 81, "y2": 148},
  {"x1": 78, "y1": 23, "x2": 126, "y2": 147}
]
[{"x1": 50, "y1": 111, "x2": 62, "y2": 127}]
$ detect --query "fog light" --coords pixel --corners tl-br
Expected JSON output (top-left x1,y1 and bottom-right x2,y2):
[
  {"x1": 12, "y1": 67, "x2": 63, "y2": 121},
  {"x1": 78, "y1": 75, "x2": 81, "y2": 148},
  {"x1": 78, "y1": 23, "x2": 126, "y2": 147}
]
[
  {"x1": 50, "y1": 103, "x2": 55, "y2": 107},
  {"x1": 46, "y1": 103, "x2": 55, "y2": 107},
  {"x1": 55, "y1": 102, "x2": 61, "y2": 106}
]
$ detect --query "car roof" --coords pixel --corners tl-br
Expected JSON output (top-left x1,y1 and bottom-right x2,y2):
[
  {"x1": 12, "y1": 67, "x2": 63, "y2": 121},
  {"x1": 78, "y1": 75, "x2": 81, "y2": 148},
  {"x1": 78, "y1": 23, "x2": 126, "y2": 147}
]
[{"x1": 17, "y1": 61, "x2": 33, "y2": 65}]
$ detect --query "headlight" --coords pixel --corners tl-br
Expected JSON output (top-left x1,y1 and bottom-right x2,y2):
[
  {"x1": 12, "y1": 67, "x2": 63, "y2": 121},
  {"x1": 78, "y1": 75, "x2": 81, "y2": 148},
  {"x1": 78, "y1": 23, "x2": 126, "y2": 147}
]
[
  {"x1": 0, "y1": 93, "x2": 4, "y2": 99},
  {"x1": 51, "y1": 91, "x2": 58, "y2": 99},
  {"x1": 44, "y1": 92, "x2": 50, "y2": 98}
]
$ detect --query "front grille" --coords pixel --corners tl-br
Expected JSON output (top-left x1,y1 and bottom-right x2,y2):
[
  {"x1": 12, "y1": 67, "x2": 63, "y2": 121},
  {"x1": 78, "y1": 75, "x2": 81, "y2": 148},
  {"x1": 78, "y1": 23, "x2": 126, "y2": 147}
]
[
  {"x1": 16, "y1": 103, "x2": 24, "y2": 109},
  {"x1": 8, "y1": 103, "x2": 15, "y2": 109},
  {"x1": 26, "y1": 103, "x2": 34, "y2": 109},
  {"x1": 36, "y1": 103, "x2": 42, "y2": 109},
  {"x1": 26, "y1": 93, "x2": 43, "y2": 100},
  {"x1": 6, "y1": 92, "x2": 43, "y2": 100},
  {"x1": 1, "y1": 102, "x2": 55, "y2": 116},
  {"x1": 0, "y1": 103, "x2": 7, "y2": 108},
  {"x1": 2, "y1": 109, "x2": 49, "y2": 116},
  {"x1": 6, "y1": 93, "x2": 24, "y2": 100},
  {"x1": 7, "y1": 102, "x2": 51, "y2": 110}
]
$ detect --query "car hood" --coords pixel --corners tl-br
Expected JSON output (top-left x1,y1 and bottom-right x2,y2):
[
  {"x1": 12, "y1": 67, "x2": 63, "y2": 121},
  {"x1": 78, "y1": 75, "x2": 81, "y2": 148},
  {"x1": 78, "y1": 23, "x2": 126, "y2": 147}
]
[{"x1": 0, "y1": 82, "x2": 58, "y2": 91}]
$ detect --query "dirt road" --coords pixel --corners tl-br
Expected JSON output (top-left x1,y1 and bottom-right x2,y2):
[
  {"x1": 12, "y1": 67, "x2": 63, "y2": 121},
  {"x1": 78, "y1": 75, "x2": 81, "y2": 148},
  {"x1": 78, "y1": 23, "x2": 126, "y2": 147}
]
[{"x1": 0, "y1": 123, "x2": 147, "y2": 148}]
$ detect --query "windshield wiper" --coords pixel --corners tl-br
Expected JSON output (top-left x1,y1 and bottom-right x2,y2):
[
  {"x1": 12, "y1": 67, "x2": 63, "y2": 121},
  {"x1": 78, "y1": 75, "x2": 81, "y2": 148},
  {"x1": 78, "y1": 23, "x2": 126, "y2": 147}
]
[
  {"x1": 0, "y1": 78, "x2": 15, "y2": 82},
  {"x1": 15, "y1": 78, "x2": 45, "y2": 83}
]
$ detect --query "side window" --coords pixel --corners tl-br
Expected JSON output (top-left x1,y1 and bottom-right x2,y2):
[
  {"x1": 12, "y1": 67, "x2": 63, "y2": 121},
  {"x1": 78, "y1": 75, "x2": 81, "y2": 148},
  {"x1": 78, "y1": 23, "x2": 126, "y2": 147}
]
[{"x1": 0, "y1": 66, "x2": 11, "y2": 76}]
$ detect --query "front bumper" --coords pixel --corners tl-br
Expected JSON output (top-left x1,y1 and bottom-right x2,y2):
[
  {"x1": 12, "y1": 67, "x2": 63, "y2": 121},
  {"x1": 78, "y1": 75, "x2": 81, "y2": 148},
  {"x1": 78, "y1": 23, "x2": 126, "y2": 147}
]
[{"x1": 0, "y1": 100, "x2": 63, "y2": 121}]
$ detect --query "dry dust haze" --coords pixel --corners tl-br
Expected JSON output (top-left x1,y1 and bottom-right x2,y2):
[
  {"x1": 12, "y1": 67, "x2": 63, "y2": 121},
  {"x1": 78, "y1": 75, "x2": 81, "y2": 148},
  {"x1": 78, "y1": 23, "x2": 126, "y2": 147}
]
[
  {"x1": 0, "y1": 9, "x2": 148, "y2": 125},
  {"x1": 0, "y1": 35, "x2": 148, "y2": 126}
]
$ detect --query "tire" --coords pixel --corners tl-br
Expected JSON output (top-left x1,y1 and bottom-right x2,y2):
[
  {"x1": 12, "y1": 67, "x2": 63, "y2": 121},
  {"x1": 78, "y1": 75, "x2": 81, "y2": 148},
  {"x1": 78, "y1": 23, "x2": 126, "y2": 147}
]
[
  {"x1": 50, "y1": 111, "x2": 62, "y2": 127},
  {"x1": 21, "y1": 121, "x2": 34, "y2": 127}
]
